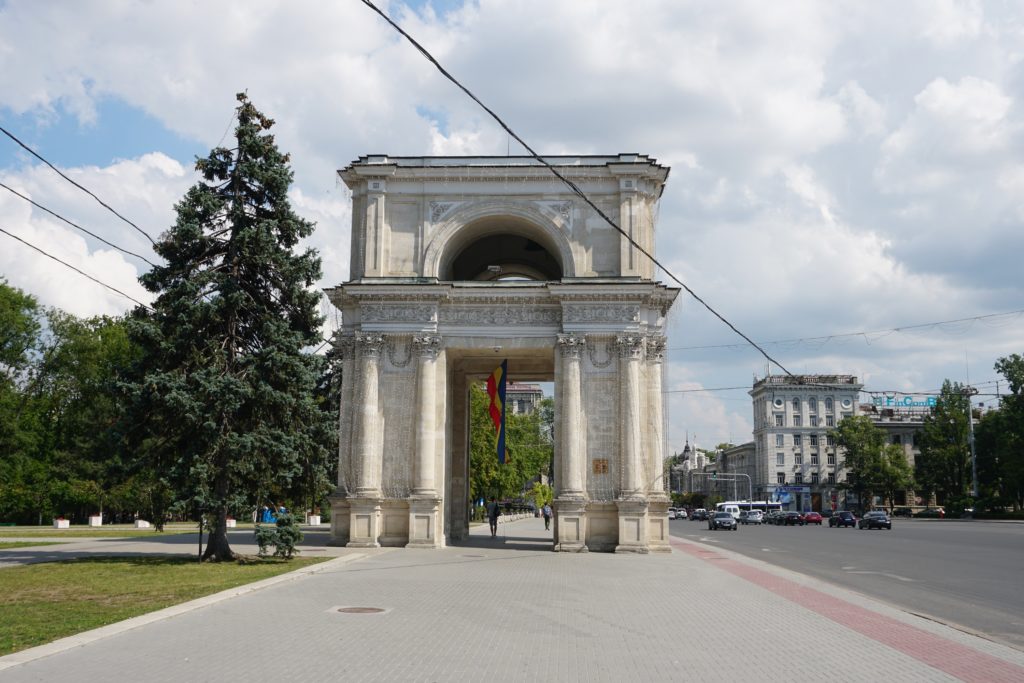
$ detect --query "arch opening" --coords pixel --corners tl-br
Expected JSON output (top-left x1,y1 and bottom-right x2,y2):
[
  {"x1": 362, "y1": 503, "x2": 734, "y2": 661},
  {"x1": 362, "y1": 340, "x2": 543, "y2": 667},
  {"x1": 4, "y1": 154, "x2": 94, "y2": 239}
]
[{"x1": 438, "y1": 215, "x2": 565, "y2": 281}]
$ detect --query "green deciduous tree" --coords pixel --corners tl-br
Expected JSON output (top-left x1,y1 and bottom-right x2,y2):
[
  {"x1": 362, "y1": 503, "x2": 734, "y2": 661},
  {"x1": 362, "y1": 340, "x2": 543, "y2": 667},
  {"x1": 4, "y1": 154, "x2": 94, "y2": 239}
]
[
  {"x1": 915, "y1": 380, "x2": 972, "y2": 504},
  {"x1": 975, "y1": 355, "x2": 1024, "y2": 511},
  {"x1": 831, "y1": 415, "x2": 887, "y2": 510},
  {"x1": 125, "y1": 93, "x2": 332, "y2": 561}
]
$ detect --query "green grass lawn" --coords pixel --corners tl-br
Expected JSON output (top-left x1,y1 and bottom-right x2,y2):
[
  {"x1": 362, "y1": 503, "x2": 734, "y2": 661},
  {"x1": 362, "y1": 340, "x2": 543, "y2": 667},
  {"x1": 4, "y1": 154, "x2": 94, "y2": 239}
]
[
  {"x1": 0, "y1": 542, "x2": 63, "y2": 550},
  {"x1": 0, "y1": 555, "x2": 327, "y2": 656},
  {"x1": 0, "y1": 523, "x2": 243, "y2": 539}
]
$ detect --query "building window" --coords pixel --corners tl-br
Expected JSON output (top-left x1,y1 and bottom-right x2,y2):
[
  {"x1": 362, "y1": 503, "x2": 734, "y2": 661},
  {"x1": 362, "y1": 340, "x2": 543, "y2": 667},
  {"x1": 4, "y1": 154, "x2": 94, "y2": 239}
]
[
  {"x1": 777, "y1": 472, "x2": 786, "y2": 484},
  {"x1": 892, "y1": 434, "x2": 902, "y2": 445},
  {"x1": 811, "y1": 472, "x2": 819, "y2": 484},
  {"x1": 826, "y1": 415, "x2": 835, "y2": 427},
  {"x1": 810, "y1": 434, "x2": 819, "y2": 447},
  {"x1": 827, "y1": 435, "x2": 835, "y2": 447},
  {"x1": 793, "y1": 434, "x2": 802, "y2": 447},
  {"x1": 841, "y1": 412, "x2": 852, "y2": 421},
  {"x1": 795, "y1": 473, "x2": 803, "y2": 484},
  {"x1": 810, "y1": 415, "x2": 819, "y2": 427},
  {"x1": 828, "y1": 452, "x2": 836, "y2": 465},
  {"x1": 776, "y1": 452, "x2": 785, "y2": 466},
  {"x1": 775, "y1": 434, "x2": 784, "y2": 447},
  {"x1": 907, "y1": 434, "x2": 914, "y2": 447},
  {"x1": 792, "y1": 398, "x2": 800, "y2": 412},
  {"x1": 793, "y1": 415, "x2": 802, "y2": 427},
  {"x1": 811, "y1": 452, "x2": 819, "y2": 465},
  {"x1": 827, "y1": 472, "x2": 836, "y2": 485},
  {"x1": 825, "y1": 397, "x2": 833, "y2": 412},
  {"x1": 809, "y1": 398, "x2": 817, "y2": 412},
  {"x1": 775, "y1": 413, "x2": 784, "y2": 427},
  {"x1": 795, "y1": 453, "x2": 803, "y2": 465}
]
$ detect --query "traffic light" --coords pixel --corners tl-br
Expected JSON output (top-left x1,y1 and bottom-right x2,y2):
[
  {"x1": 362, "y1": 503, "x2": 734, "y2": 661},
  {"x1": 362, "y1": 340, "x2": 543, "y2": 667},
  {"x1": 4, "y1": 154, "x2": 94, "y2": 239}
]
[{"x1": 711, "y1": 472, "x2": 717, "y2": 480}]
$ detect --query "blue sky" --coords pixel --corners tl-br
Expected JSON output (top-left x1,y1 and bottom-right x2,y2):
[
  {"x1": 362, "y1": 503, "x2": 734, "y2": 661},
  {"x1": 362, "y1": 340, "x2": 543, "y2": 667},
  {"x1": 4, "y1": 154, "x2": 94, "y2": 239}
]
[{"x1": 1, "y1": 0, "x2": 1022, "y2": 450}]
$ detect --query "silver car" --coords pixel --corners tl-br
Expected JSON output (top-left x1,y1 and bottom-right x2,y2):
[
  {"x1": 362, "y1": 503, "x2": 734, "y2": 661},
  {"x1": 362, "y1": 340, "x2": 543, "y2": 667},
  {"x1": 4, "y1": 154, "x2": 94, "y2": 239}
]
[{"x1": 740, "y1": 510, "x2": 763, "y2": 525}]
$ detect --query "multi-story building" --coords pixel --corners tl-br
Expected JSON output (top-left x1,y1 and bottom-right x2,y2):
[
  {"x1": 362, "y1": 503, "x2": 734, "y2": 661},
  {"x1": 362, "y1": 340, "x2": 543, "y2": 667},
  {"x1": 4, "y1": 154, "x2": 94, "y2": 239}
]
[
  {"x1": 506, "y1": 382, "x2": 544, "y2": 415},
  {"x1": 750, "y1": 375, "x2": 862, "y2": 512},
  {"x1": 859, "y1": 398, "x2": 928, "y2": 507}
]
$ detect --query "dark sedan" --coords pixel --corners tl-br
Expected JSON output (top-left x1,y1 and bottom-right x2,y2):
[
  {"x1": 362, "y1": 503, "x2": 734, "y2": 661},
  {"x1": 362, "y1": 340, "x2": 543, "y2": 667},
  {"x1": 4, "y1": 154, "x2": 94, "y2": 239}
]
[
  {"x1": 708, "y1": 511, "x2": 737, "y2": 531},
  {"x1": 782, "y1": 511, "x2": 805, "y2": 526},
  {"x1": 859, "y1": 511, "x2": 892, "y2": 530},
  {"x1": 829, "y1": 511, "x2": 857, "y2": 528}
]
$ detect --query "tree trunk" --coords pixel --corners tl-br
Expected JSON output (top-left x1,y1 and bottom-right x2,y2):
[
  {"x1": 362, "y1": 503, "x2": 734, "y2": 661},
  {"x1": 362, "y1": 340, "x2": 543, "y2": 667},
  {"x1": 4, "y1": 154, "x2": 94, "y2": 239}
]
[{"x1": 201, "y1": 506, "x2": 236, "y2": 561}]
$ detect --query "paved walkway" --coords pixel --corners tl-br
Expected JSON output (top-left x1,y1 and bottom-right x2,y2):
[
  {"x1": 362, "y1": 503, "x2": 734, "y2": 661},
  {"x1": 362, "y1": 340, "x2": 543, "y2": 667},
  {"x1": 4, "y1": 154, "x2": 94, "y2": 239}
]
[{"x1": 2, "y1": 518, "x2": 1023, "y2": 682}]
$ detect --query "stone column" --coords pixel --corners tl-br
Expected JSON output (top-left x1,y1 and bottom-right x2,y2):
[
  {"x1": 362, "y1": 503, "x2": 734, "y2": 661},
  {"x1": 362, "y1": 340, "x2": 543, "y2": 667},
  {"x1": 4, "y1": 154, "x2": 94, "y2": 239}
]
[
  {"x1": 645, "y1": 335, "x2": 670, "y2": 552},
  {"x1": 407, "y1": 334, "x2": 442, "y2": 548},
  {"x1": 555, "y1": 333, "x2": 588, "y2": 552},
  {"x1": 616, "y1": 334, "x2": 649, "y2": 553},
  {"x1": 328, "y1": 336, "x2": 355, "y2": 546},
  {"x1": 348, "y1": 332, "x2": 384, "y2": 548}
]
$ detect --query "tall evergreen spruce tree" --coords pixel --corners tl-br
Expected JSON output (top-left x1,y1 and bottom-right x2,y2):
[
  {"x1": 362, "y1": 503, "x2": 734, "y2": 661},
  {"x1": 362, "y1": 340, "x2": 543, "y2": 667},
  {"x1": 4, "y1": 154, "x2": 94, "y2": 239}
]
[{"x1": 129, "y1": 94, "x2": 332, "y2": 560}]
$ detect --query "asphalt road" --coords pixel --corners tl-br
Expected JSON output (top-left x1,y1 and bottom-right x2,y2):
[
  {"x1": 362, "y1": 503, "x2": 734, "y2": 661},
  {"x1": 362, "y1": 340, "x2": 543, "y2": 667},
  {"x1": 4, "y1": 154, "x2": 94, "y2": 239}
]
[{"x1": 670, "y1": 517, "x2": 1024, "y2": 650}]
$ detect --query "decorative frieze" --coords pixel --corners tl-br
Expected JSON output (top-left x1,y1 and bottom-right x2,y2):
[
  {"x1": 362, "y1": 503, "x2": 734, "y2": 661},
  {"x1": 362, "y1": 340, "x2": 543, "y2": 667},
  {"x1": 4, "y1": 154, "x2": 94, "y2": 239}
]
[
  {"x1": 439, "y1": 306, "x2": 561, "y2": 326},
  {"x1": 564, "y1": 305, "x2": 640, "y2": 324},
  {"x1": 361, "y1": 304, "x2": 436, "y2": 323}
]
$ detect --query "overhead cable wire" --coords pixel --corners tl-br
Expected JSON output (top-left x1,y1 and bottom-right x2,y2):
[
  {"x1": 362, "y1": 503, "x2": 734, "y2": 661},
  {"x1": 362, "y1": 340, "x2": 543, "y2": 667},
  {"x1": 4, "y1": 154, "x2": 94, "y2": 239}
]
[
  {"x1": 0, "y1": 182, "x2": 158, "y2": 267},
  {"x1": 0, "y1": 124, "x2": 156, "y2": 245},
  {"x1": 0, "y1": 226, "x2": 152, "y2": 309},
  {"x1": 667, "y1": 308, "x2": 1024, "y2": 352},
  {"x1": 360, "y1": 0, "x2": 794, "y2": 377}
]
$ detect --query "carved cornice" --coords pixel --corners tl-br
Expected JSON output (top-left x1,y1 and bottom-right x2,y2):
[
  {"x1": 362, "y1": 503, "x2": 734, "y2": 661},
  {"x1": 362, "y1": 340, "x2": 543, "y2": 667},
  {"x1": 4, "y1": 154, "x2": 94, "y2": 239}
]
[
  {"x1": 557, "y1": 333, "x2": 586, "y2": 358},
  {"x1": 412, "y1": 334, "x2": 443, "y2": 359},
  {"x1": 563, "y1": 304, "x2": 640, "y2": 324},
  {"x1": 646, "y1": 335, "x2": 666, "y2": 363},
  {"x1": 616, "y1": 335, "x2": 645, "y2": 360},
  {"x1": 355, "y1": 332, "x2": 386, "y2": 357},
  {"x1": 439, "y1": 306, "x2": 561, "y2": 325}
]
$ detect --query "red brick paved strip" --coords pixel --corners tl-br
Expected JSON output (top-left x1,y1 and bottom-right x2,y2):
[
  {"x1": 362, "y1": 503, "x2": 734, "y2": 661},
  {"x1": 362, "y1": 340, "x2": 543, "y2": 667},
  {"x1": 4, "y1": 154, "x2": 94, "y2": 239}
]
[{"x1": 671, "y1": 538, "x2": 1024, "y2": 683}]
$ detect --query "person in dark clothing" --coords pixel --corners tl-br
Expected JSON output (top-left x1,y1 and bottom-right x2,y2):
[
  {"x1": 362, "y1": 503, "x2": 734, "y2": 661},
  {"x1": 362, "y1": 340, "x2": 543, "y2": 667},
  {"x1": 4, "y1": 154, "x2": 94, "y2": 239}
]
[{"x1": 487, "y1": 497, "x2": 501, "y2": 538}]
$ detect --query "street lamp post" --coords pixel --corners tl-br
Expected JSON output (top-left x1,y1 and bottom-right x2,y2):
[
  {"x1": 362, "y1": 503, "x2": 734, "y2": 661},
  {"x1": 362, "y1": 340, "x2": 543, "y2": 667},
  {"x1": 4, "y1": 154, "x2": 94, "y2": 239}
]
[{"x1": 964, "y1": 386, "x2": 979, "y2": 499}]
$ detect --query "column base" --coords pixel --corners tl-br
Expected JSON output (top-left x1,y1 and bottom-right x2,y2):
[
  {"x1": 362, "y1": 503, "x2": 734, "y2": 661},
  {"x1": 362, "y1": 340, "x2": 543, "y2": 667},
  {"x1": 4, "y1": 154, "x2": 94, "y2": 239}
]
[
  {"x1": 614, "y1": 498, "x2": 650, "y2": 554},
  {"x1": 405, "y1": 496, "x2": 442, "y2": 549},
  {"x1": 346, "y1": 496, "x2": 382, "y2": 548},
  {"x1": 646, "y1": 497, "x2": 671, "y2": 553},
  {"x1": 327, "y1": 492, "x2": 350, "y2": 546},
  {"x1": 554, "y1": 497, "x2": 588, "y2": 553}
]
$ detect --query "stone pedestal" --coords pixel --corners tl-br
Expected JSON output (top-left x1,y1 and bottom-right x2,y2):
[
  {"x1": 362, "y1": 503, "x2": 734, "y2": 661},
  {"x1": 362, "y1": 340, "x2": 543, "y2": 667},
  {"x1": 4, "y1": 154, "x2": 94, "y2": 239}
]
[
  {"x1": 53, "y1": 519, "x2": 69, "y2": 529},
  {"x1": 554, "y1": 498, "x2": 588, "y2": 553},
  {"x1": 615, "y1": 499, "x2": 650, "y2": 554},
  {"x1": 405, "y1": 497, "x2": 442, "y2": 549},
  {"x1": 307, "y1": 515, "x2": 322, "y2": 526},
  {"x1": 328, "y1": 493, "x2": 351, "y2": 546},
  {"x1": 88, "y1": 515, "x2": 102, "y2": 527},
  {"x1": 646, "y1": 497, "x2": 671, "y2": 553},
  {"x1": 225, "y1": 518, "x2": 236, "y2": 528},
  {"x1": 346, "y1": 498, "x2": 382, "y2": 548},
  {"x1": 134, "y1": 519, "x2": 151, "y2": 529}
]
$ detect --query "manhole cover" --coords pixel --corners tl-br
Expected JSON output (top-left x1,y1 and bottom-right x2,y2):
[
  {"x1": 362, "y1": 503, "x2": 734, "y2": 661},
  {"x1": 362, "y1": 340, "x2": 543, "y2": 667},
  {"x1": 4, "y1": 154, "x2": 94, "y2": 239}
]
[{"x1": 337, "y1": 607, "x2": 385, "y2": 614}]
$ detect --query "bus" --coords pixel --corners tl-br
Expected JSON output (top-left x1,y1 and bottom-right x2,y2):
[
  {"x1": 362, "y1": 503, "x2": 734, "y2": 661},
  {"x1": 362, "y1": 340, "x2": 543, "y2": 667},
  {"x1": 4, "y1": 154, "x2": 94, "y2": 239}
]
[{"x1": 715, "y1": 501, "x2": 783, "y2": 519}]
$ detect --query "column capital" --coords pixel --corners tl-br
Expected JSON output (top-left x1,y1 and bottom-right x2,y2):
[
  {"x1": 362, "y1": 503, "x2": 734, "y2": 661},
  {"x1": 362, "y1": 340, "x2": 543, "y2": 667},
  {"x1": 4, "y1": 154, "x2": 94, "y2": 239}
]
[
  {"x1": 412, "y1": 334, "x2": 443, "y2": 359},
  {"x1": 335, "y1": 335, "x2": 356, "y2": 357},
  {"x1": 646, "y1": 335, "x2": 666, "y2": 363},
  {"x1": 557, "y1": 333, "x2": 586, "y2": 358},
  {"x1": 616, "y1": 334, "x2": 645, "y2": 360},
  {"x1": 355, "y1": 332, "x2": 386, "y2": 357}
]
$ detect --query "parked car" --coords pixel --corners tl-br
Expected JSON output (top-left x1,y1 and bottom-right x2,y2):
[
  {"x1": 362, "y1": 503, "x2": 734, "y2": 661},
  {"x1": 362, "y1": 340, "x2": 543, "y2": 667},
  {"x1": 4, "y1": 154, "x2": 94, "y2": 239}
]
[
  {"x1": 829, "y1": 511, "x2": 857, "y2": 528},
  {"x1": 782, "y1": 511, "x2": 806, "y2": 526},
  {"x1": 764, "y1": 510, "x2": 784, "y2": 525},
  {"x1": 859, "y1": 511, "x2": 892, "y2": 530},
  {"x1": 676, "y1": 508, "x2": 687, "y2": 520},
  {"x1": 708, "y1": 511, "x2": 737, "y2": 531},
  {"x1": 691, "y1": 509, "x2": 708, "y2": 521},
  {"x1": 803, "y1": 511, "x2": 823, "y2": 525},
  {"x1": 916, "y1": 507, "x2": 946, "y2": 518},
  {"x1": 668, "y1": 508, "x2": 678, "y2": 520},
  {"x1": 891, "y1": 507, "x2": 913, "y2": 517},
  {"x1": 739, "y1": 510, "x2": 763, "y2": 525}
]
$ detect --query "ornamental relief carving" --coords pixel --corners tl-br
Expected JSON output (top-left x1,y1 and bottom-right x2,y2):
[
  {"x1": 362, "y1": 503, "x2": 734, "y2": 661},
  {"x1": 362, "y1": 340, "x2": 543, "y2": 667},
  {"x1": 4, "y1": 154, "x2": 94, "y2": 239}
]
[
  {"x1": 615, "y1": 335, "x2": 645, "y2": 359},
  {"x1": 335, "y1": 335, "x2": 356, "y2": 358},
  {"x1": 429, "y1": 201, "x2": 460, "y2": 223},
  {"x1": 646, "y1": 335, "x2": 666, "y2": 363},
  {"x1": 556, "y1": 333, "x2": 586, "y2": 358},
  {"x1": 438, "y1": 306, "x2": 561, "y2": 325},
  {"x1": 563, "y1": 305, "x2": 640, "y2": 323},
  {"x1": 360, "y1": 304, "x2": 437, "y2": 323},
  {"x1": 536, "y1": 200, "x2": 572, "y2": 227},
  {"x1": 355, "y1": 332, "x2": 386, "y2": 357},
  {"x1": 412, "y1": 334, "x2": 443, "y2": 359}
]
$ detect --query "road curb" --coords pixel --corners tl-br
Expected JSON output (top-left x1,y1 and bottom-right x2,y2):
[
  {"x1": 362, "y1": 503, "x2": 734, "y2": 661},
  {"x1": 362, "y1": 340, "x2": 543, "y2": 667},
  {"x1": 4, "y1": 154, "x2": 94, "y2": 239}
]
[{"x1": 0, "y1": 552, "x2": 369, "y2": 672}]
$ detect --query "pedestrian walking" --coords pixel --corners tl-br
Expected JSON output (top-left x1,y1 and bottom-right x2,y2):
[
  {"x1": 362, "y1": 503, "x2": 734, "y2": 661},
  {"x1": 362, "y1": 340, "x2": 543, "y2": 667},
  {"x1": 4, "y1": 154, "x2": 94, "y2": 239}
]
[
  {"x1": 542, "y1": 502, "x2": 552, "y2": 530},
  {"x1": 487, "y1": 497, "x2": 501, "y2": 538}
]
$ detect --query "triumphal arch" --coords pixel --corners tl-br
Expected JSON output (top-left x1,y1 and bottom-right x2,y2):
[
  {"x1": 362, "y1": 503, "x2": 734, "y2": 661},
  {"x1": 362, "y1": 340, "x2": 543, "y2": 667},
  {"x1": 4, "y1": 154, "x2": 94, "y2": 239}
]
[{"x1": 326, "y1": 154, "x2": 677, "y2": 552}]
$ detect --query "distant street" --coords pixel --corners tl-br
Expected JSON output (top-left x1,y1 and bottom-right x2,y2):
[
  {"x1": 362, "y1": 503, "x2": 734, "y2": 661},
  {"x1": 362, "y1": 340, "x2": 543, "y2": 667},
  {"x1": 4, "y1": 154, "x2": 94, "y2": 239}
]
[{"x1": 670, "y1": 517, "x2": 1024, "y2": 650}]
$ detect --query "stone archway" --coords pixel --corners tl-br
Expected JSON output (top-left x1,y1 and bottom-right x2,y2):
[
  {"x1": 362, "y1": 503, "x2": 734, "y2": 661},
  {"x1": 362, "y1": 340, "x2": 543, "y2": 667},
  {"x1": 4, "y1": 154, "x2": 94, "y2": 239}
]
[{"x1": 327, "y1": 154, "x2": 677, "y2": 553}]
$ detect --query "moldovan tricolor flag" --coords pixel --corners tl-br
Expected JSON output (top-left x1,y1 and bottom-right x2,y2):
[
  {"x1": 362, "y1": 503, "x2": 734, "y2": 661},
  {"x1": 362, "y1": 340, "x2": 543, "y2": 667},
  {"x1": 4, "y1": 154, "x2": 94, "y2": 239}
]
[{"x1": 486, "y1": 360, "x2": 508, "y2": 464}]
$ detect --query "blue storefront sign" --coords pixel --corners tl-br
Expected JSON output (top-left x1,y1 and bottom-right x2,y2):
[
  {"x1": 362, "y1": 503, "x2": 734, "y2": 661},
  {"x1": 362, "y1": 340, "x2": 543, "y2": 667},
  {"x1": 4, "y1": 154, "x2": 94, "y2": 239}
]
[{"x1": 872, "y1": 395, "x2": 936, "y2": 408}]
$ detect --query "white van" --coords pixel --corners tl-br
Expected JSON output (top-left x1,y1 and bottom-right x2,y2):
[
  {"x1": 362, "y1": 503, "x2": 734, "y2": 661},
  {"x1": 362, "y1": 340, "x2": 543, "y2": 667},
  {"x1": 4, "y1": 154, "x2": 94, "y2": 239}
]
[{"x1": 719, "y1": 504, "x2": 740, "y2": 520}]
